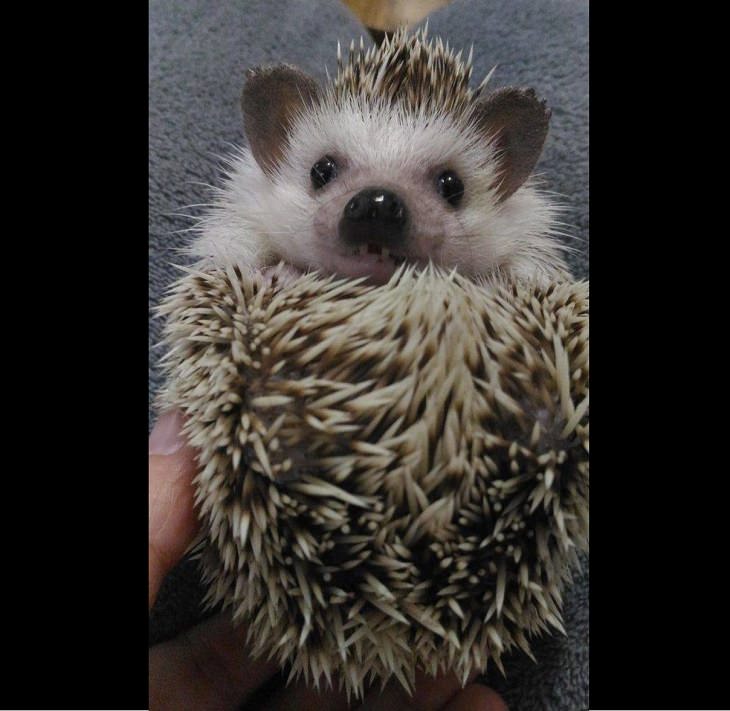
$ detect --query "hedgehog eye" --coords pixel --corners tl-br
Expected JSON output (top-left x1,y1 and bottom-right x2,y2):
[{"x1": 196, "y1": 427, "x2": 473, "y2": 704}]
[
  {"x1": 436, "y1": 170, "x2": 464, "y2": 207},
  {"x1": 311, "y1": 155, "x2": 338, "y2": 189}
]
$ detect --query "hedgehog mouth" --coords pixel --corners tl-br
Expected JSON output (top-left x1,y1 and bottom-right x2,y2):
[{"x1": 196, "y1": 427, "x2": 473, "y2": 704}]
[
  {"x1": 268, "y1": 247, "x2": 415, "y2": 286},
  {"x1": 332, "y1": 243, "x2": 413, "y2": 284},
  {"x1": 352, "y1": 243, "x2": 408, "y2": 267}
]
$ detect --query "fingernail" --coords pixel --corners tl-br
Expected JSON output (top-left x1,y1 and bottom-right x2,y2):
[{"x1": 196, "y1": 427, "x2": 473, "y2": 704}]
[{"x1": 149, "y1": 410, "x2": 186, "y2": 455}]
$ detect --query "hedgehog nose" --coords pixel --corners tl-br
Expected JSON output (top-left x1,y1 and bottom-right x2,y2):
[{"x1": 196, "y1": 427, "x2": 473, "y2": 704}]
[{"x1": 339, "y1": 188, "x2": 408, "y2": 247}]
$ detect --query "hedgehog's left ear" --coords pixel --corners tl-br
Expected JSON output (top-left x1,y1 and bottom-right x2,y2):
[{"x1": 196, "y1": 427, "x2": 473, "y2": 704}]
[
  {"x1": 474, "y1": 87, "x2": 551, "y2": 202},
  {"x1": 242, "y1": 65, "x2": 321, "y2": 176}
]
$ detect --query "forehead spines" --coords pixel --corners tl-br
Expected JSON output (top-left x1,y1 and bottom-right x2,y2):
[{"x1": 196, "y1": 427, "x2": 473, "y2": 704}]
[
  {"x1": 290, "y1": 98, "x2": 485, "y2": 177},
  {"x1": 334, "y1": 27, "x2": 476, "y2": 117}
]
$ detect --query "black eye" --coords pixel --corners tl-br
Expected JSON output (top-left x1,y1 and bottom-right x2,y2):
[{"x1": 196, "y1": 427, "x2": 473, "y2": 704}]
[
  {"x1": 311, "y1": 155, "x2": 338, "y2": 189},
  {"x1": 436, "y1": 170, "x2": 464, "y2": 206}
]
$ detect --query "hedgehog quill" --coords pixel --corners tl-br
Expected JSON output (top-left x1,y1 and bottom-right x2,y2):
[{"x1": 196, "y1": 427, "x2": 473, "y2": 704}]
[
  {"x1": 157, "y1": 267, "x2": 589, "y2": 698},
  {"x1": 157, "y1": 27, "x2": 588, "y2": 700}
]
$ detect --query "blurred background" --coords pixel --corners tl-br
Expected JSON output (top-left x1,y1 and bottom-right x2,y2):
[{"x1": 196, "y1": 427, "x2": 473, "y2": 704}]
[
  {"x1": 342, "y1": 0, "x2": 455, "y2": 29},
  {"x1": 341, "y1": 0, "x2": 455, "y2": 42}
]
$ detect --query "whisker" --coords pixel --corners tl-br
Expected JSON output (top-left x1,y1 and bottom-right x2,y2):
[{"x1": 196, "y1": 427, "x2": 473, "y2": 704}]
[
  {"x1": 163, "y1": 212, "x2": 205, "y2": 222},
  {"x1": 167, "y1": 226, "x2": 203, "y2": 237},
  {"x1": 185, "y1": 180, "x2": 221, "y2": 192}
]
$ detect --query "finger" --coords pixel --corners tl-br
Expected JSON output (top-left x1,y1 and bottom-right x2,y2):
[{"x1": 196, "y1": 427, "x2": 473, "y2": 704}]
[
  {"x1": 442, "y1": 684, "x2": 508, "y2": 711},
  {"x1": 149, "y1": 409, "x2": 200, "y2": 609},
  {"x1": 359, "y1": 668, "x2": 479, "y2": 711},
  {"x1": 261, "y1": 680, "x2": 351, "y2": 711},
  {"x1": 260, "y1": 665, "x2": 476, "y2": 711},
  {"x1": 149, "y1": 613, "x2": 280, "y2": 711}
]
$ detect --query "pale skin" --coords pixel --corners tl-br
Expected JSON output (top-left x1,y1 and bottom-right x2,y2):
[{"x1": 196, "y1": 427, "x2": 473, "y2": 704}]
[{"x1": 149, "y1": 410, "x2": 509, "y2": 710}]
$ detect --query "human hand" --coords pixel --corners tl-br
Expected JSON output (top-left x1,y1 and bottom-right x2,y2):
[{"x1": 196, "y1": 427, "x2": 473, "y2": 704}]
[{"x1": 149, "y1": 410, "x2": 508, "y2": 710}]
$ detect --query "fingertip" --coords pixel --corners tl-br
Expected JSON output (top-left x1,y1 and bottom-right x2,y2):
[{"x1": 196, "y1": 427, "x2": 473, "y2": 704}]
[
  {"x1": 443, "y1": 684, "x2": 508, "y2": 711},
  {"x1": 149, "y1": 409, "x2": 188, "y2": 455},
  {"x1": 150, "y1": 614, "x2": 280, "y2": 710},
  {"x1": 149, "y1": 410, "x2": 200, "y2": 609},
  {"x1": 361, "y1": 668, "x2": 481, "y2": 711}
]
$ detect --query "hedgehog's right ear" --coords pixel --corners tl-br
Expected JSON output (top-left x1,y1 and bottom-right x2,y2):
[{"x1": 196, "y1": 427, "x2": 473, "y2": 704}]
[
  {"x1": 474, "y1": 87, "x2": 551, "y2": 202},
  {"x1": 242, "y1": 65, "x2": 321, "y2": 176}
]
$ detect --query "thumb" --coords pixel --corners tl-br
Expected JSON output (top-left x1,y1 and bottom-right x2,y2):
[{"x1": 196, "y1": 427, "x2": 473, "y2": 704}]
[{"x1": 149, "y1": 410, "x2": 200, "y2": 610}]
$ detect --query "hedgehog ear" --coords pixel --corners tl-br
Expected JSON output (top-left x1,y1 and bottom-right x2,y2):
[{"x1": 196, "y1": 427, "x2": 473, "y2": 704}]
[
  {"x1": 242, "y1": 65, "x2": 321, "y2": 176},
  {"x1": 474, "y1": 87, "x2": 551, "y2": 202}
]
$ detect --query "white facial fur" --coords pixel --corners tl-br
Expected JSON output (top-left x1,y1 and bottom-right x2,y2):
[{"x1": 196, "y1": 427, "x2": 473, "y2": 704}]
[{"x1": 190, "y1": 94, "x2": 569, "y2": 284}]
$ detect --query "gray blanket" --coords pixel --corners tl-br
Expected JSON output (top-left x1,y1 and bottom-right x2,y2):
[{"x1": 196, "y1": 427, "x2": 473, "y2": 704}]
[{"x1": 149, "y1": 0, "x2": 589, "y2": 708}]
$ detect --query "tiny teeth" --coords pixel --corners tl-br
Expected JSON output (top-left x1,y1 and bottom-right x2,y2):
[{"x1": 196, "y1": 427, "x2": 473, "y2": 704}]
[{"x1": 382, "y1": 248, "x2": 390, "y2": 259}]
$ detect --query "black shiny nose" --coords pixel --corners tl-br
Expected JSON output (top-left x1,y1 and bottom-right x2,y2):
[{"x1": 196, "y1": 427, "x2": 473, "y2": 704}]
[{"x1": 339, "y1": 188, "x2": 408, "y2": 246}]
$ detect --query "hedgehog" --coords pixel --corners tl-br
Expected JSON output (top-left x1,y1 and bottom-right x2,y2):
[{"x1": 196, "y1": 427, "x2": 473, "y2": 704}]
[
  {"x1": 156, "y1": 264, "x2": 589, "y2": 699},
  {"x1": 189, "y1": 26, "x2": 571, "y2": 286}
]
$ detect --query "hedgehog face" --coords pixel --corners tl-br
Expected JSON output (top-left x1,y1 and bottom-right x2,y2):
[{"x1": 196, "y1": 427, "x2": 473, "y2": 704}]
[
  {"x1": 277, "y1": 99, "x2": 508, "y2": 284},
  {"x1": 190, "y1": 31, "x2": 569, "y2": 285}
]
